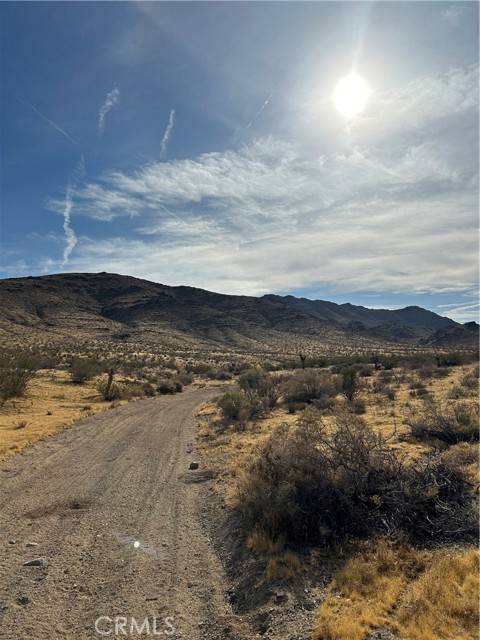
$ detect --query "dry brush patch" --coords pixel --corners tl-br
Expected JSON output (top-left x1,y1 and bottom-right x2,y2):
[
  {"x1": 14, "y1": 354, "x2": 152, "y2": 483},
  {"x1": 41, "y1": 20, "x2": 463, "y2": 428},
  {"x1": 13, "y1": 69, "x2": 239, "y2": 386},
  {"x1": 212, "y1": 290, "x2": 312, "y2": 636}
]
[{"x1": 314, "y1": 540, "x2": 479, "y2": 640}]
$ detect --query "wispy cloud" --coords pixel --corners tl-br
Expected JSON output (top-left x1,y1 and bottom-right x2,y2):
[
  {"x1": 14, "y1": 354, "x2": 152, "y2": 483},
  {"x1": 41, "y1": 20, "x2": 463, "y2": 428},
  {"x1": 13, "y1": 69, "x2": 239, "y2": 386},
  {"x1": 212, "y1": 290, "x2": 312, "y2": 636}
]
[
  {"x1": 19, "y1": 97, "x2": 77, "y2": 145},
  {"x1": 59, "y1": 154, "x2": 85, "y2": 265},
  {"x1": 160, "y1": 109, "x2": 176, "y2": 158},
  {"x1": 61, "y1": 184, "x2": 77, "y2": 266},
  {"x1": 441, "y1": 4, "x2": 463, "y2": 27},
  {"x1": 46, "y1": 64, "x2": 478, "y2": 300},
  {"x1": 98, "y1": 87, "x2": 120, "y2": 137}
]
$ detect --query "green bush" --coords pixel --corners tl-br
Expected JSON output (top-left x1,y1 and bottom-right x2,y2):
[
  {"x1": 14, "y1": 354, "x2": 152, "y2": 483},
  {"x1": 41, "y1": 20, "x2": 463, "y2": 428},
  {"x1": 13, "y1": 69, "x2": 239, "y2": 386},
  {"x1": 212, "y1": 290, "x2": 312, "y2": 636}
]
[
  {"x1": 239, "y1": 368, "x2": 280, "y2": 408},
  {"x1": 282, "y1": 370, "x2": 338, "y2": 406},
  {"x1": 217, "y1": 390, "x2": 263, "y2": 427},
  {"x1": 341, "y1": 368, "x2": 358, "y2": 402}
]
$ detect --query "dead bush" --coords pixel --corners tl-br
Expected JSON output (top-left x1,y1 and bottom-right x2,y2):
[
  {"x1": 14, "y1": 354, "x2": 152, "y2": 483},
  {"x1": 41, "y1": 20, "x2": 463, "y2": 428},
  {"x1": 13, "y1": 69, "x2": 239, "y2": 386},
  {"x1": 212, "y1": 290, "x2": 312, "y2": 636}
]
[
  {"x1": 235, "y1": 409, "x2": 476, "y2": 549},
  {"x1": 406, "y1": 400, "x2": 479, "y2": 444}
]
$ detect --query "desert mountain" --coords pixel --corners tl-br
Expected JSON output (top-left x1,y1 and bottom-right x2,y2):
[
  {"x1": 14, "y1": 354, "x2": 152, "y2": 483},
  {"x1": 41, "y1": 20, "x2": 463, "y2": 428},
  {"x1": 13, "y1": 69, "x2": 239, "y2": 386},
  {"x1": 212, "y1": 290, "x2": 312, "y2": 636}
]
[{"x1": 0, "y1": 272, "x2": 476, "y2": 353}]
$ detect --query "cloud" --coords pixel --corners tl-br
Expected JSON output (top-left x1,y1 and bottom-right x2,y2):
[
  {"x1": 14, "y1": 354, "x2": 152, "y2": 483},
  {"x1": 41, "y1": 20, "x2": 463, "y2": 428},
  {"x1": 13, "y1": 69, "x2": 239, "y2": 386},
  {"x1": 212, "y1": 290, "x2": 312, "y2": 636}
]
[
  {"x1": 46, "y1": 64, "x2": 477, "y2": 300},
  {"x1": 98, "y1": 87, "x2": 120, "y2": 137},
  {"x1": 441, "y1": 5, "x2": 463, "y2": 26},
  {"x1": 61, "y1": 185, "x2": 77, "y2": 266},
  {"x1": 160, "y1": 109, "x2": 176, "y2": 158},
  {"x1": 19, "y1": 98, "x2": 77, "y2": 145}
]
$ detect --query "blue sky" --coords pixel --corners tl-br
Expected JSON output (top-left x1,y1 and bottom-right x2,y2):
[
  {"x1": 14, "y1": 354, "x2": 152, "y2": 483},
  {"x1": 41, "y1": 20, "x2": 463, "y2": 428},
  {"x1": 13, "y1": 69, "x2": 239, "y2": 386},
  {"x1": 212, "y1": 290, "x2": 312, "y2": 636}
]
[{"x1": 1, "y1": 2, "x2": 478, "y2": 322}]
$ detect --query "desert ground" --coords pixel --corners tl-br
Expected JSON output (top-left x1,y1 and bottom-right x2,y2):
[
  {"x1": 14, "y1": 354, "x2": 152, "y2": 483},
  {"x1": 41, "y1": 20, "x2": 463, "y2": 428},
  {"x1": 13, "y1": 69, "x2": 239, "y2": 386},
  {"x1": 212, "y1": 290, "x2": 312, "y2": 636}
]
[{"x1": 0, "y1": 343, "x2": 478, "y2": 639}]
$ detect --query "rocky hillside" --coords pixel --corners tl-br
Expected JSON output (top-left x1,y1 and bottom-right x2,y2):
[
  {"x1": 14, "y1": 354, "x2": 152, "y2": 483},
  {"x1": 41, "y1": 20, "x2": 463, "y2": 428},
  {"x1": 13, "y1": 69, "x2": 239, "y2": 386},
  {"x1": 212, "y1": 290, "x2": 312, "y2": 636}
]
[{"x1": 0, "y1": 272, "x2": 476, "y2": 352}]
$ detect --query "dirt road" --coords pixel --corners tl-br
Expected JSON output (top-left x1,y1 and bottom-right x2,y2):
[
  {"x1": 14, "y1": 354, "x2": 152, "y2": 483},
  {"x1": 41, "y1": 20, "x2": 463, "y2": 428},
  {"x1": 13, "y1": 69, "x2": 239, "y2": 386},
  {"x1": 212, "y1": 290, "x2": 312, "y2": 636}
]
[{"x1": 0, "y1": 387, "x2": 249, "y2": 639}]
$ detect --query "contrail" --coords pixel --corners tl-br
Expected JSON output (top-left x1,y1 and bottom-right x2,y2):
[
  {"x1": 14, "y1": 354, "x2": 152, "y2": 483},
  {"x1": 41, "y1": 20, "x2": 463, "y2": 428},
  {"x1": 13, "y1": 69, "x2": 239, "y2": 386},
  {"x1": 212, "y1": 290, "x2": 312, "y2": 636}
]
[
  {"x1": 245, "y1": 95, "x2": 271, "y2": 130},
  {"x1": 61, "y1": 184, "x2": 77, "y2": 266},
  {"x1": 98, "y1": 87, "x2": 120, "y2": 136},
  {"x1": 160, "y1": 109, "x2": 175, "y2": 158},
  {"x1": 61, "y1": 154, "x2": 85, "y2": 265},
  {"x1": 19, "y1": 97, "x2": 77, "y2": 145}
]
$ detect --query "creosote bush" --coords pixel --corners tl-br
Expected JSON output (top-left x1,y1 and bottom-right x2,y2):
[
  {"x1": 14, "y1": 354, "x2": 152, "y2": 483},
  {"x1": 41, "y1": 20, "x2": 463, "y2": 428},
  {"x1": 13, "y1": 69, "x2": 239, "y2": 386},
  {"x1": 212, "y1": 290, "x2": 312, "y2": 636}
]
[
  {"x1": 70, "y1": 357, "x2": 101, "y2": 383},
  {"x1": 239, "y1": 368, "x2": 280, "y2": 408},
  {"x1": 406, "y1": 400, "x2": 479, "y2": 444},
  {"x1": 282, "y1": 370, "x2": 338, "y2": 408},
  {"x1": 235, "y1": 409, "x2": 476, "y2": 549},
  {"x1": 217, "y1": 390, "x2": 264, "y2": 427},
  {"x1": 0, "y1": 352, "x2": 41, "y2": 405}
]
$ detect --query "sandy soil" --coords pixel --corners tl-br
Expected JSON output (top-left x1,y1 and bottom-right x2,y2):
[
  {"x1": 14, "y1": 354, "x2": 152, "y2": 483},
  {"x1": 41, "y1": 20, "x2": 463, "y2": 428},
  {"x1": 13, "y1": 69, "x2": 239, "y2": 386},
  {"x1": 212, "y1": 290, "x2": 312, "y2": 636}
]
[
  {"x1": 0, "y1": 387, "x2": 252, "y2": 639},
  {"x1": 0, "y1": 370, "x2": 122, "y2": 460}
]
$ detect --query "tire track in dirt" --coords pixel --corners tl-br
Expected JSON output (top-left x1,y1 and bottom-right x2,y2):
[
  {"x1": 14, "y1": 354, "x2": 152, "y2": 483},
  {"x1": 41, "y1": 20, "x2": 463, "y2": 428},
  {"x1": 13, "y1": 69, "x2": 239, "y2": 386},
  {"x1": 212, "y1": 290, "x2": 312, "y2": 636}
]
[{"x1": 0, "y1": 387, "x2": 251, "y2": 639}]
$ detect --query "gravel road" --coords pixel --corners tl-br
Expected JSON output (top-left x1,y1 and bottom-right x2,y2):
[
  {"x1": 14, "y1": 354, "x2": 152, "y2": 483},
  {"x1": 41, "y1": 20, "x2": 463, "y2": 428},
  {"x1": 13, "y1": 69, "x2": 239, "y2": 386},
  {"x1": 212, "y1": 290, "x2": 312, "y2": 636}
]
[{"x1": 0, "y1": 387, "x2": 250, "y2": 640}]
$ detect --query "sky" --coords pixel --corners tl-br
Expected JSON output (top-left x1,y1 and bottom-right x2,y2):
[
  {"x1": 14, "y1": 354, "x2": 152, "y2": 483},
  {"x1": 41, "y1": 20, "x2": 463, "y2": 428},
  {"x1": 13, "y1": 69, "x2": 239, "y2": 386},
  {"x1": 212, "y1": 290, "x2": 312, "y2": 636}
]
[{"x1": 0, "y1": 1, "x2": 478, "y2": 322}]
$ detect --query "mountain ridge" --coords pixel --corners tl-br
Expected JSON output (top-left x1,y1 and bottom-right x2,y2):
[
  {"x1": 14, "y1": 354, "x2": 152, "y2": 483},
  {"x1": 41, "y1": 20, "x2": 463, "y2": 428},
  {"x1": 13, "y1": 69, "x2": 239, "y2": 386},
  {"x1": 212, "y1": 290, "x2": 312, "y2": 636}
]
[{"x1": 0, "y1": 272, "x2": 476, "y2": 352}]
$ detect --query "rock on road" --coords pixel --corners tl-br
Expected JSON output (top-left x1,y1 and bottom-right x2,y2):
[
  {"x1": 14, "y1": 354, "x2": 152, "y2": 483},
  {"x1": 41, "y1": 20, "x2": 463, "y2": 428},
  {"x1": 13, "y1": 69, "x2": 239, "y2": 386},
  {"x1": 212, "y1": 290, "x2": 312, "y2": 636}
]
[{"x1": 0, "y1": 387, "x2": 249, "y2": 639}]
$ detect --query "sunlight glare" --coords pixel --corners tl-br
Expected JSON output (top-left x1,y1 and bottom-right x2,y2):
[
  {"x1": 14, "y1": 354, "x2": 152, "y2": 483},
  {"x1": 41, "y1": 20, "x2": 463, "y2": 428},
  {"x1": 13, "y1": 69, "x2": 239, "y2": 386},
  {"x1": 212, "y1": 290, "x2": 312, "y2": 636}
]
[{"x1": 333, "y1": 73, "x2": 370, "y2": 119}]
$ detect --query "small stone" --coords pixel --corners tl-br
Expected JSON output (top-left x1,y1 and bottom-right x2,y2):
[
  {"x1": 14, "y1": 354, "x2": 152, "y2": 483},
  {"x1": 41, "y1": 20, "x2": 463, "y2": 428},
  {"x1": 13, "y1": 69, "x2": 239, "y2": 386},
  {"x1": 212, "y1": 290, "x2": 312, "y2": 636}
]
[
  {"x1": 25, "y1": 542, "x2": 39, "y2": 547},
  {"x1": 17, "y1": 595, "x2": 29, "y2": 606},
  {"x1": 23, "y1": 558, "x2": 48, "y2": 567},
  {"x1": 274, "y1": 591, "x2": 288, "y2": 604},
  {"x1": 8, "y1": 540, "x2": 16, "y2": 545},
  {"x1": 189, "y1": 461, "x2": 199, "y2": 470}
]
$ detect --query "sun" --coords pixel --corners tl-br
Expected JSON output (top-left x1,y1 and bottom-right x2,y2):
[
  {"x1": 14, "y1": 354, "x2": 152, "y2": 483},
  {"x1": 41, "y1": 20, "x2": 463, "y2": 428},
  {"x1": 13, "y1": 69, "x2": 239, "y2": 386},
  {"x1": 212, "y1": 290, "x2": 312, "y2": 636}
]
[{"x1": 333, "y1": 73, "x2": 370, "y2": 119}]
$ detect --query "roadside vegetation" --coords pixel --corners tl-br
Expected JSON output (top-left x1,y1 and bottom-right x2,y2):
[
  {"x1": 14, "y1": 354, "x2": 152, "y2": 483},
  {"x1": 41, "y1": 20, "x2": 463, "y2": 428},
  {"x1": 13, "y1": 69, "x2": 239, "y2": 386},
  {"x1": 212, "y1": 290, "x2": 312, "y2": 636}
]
[{"x1": 196, "y1": 350, "x2": 479, "y2": 639}]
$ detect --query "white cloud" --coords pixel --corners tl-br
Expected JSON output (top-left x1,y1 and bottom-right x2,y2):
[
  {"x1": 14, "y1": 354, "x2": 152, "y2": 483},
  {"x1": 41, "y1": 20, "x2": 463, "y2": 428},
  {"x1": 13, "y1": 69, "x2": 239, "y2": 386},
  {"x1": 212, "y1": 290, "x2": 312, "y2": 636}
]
[
  {"x1": 61, "y1": 185, "x2": 77, "y2": 266},
  {"x1": 160, "y1": 109, "x2": 176, "y2": 158},
  {"x1": 98, "y1": 87, "x2": 120, "y2": 137},
  {"x1": 46, "y1": 64, "x2": 477, "y2": 300},
  {"x1": 441, "y1": 4, "x2": 463, "y2": 27}
]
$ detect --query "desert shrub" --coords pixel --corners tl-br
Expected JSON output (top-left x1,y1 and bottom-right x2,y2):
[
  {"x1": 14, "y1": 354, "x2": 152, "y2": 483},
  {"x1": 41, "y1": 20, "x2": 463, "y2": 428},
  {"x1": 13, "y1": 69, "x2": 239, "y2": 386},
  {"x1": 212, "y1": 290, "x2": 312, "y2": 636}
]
[
  {"x1": 357, "y1": 365, "x2": 374, "y2": 378},
  {"x1": 96, "y1": 368, "x2": 122, "y2": 401},
  {"x1": 341, "y1": 368, "x2": 358, "y2": 402},
  {"x1": 235, "y1": 409, "x2": 476, "y2": 549},
  {"x1": 282, "y1": 370, "x2": 338, "y2": 406},
  {"x1": 352, "y1": 398, "x2": 366, "y2": 414},
  {"x1": 175, "y1": 372, "x2": 194, "y2": 386},
  {"x1": 186, "y1": 362, "x2": 211, "y2": 375},
  {"x1": 97, "y1": 379, "x2": 123, "y2": 401},
  {"x1": 239, "y1": 368, "x2": 281, "y2": 408},
  {"x1": 441, "y1": 442, "x2": 478, "y2": 472},
  {"x1": 0, "y1": 353, "x2": 40, "y2": 405},
  {"x1": 378, "y1": 370, "x2": 394, "y2": 383},
  {"x1": 286, "y1": 401, "x2": 306, "y2": 414},
  {"x1": 435, "y1": 352, "x2": 475, "y2": 368},
  {"x1": 122, "y1": 381, "x2": 157, "y2": 398},
  {"x1": 217, "y1": 390, "x2": 263, "y2": 426},
  {"x1": 446, "y1": 385, "x2": 467, "y2": 400},
  {"x1": 461, "y1": 366, "x2": 479, "y2": 392},
  {"x1": 70, "y1": 357, "x2": 101, "y2": 383},
  {"x1": 406, "y1": 400, "x2": 479, "y2": 444},
  {"x1": 206, "y1": 369, "x2": 233, "y2": 381},
  {"x1": 157, "y1": 380, "x2": 177, "y2": 395},
  {"x1": 418, "y1": 365, "x2": 450, "y2": 380}
]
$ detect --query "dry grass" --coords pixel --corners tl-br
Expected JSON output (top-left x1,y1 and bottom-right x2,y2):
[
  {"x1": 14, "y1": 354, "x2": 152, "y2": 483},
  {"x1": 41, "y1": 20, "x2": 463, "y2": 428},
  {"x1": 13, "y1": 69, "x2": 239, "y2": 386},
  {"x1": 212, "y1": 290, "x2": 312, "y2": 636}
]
[
  {"x1": 0, "y1": 369, "x2": 127, "y2": 459},
  {"x1": 264, "y1": 552, "x2": 303, "y2": 583},
  {"x1": 196, "y1": 362, "x2": 479, "y2": 634},
  {"x1": 313, "y1": 541, "x2": 479, "y2": 640}
]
